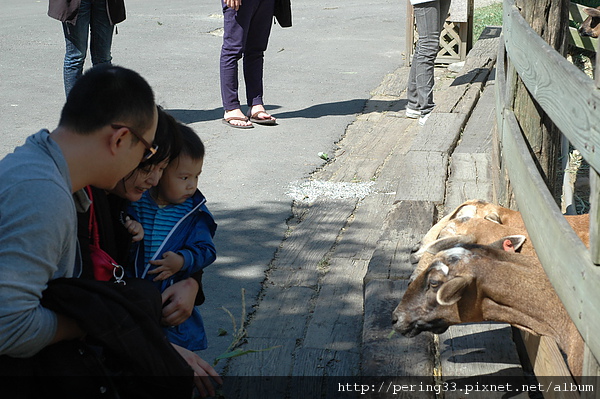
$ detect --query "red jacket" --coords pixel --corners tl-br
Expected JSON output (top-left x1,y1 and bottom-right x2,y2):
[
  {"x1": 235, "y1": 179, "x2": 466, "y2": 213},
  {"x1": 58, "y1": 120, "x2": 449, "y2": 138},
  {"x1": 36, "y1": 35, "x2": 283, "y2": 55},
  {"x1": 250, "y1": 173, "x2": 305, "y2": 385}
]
[{"x1": 48, "y1": 0, "x2": 125, "y2": 25}]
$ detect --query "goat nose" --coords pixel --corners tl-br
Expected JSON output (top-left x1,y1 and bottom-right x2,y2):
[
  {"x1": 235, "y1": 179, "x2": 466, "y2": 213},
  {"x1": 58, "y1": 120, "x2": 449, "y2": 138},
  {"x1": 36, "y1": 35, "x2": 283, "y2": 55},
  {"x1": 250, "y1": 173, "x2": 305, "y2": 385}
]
[{"x1": 392, "y1": 312, "x2": 398, "y2": 324}]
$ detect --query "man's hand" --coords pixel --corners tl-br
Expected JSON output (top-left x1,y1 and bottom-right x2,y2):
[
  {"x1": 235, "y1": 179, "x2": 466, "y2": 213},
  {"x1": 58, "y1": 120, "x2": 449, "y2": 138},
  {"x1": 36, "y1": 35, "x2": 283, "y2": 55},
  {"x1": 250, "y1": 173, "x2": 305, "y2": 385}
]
[
  {"x1": 148, "y1": 251, "x2": 184, "y2": 281},
  {"x1": 172, "y1": 344, "x2": 223, "y2": 398}
]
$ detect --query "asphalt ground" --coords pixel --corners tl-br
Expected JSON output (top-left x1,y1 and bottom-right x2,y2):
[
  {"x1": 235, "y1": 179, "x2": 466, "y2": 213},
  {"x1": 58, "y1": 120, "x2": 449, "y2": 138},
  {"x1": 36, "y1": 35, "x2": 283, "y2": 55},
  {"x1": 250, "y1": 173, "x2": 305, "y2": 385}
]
[{"x1": 0, "y1": 0, "x2": 406, "y2": 369}]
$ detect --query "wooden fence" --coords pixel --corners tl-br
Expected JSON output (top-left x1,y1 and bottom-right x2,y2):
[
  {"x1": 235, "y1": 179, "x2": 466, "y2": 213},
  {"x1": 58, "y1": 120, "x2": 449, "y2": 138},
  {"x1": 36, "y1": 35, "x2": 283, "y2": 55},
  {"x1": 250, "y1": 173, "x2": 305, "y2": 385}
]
[{"x1": 495, "y1": 0, "x2": 600, "y2": 391}]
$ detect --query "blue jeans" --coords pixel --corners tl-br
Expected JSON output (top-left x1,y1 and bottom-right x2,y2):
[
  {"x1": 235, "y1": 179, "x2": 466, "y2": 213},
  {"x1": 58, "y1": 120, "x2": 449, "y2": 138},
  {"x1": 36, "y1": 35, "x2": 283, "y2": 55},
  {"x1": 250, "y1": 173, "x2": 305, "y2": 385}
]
[
  {"x1": 407, "y1": 0, "x2": 451, "y2": 115},
  {"x1": 62, "y1": 0, "x2": 114, "y2": 96}
]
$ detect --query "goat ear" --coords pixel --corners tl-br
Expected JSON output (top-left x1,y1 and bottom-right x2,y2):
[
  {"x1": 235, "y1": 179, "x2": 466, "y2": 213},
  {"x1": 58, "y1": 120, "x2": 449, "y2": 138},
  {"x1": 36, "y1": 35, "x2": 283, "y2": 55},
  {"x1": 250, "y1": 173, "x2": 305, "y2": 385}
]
[
  {"x1": 488, "y1": 235, "x2": 526, "y2": 252},
  {"x1": 437, "y1": 275, "x2": 473, "y2": 306},
  {"x1": 584, "y1": 7, "x2": 600, "y2": 17},
  {"x1": 484, "y1": 212, "x2": 501, "y2": 224}
]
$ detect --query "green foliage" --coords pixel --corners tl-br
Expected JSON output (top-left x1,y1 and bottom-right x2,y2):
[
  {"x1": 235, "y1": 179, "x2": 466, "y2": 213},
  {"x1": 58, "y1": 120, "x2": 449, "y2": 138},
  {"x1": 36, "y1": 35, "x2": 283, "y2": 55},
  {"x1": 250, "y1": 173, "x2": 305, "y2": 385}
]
[
  {"x1": 473, "y1": 3, "x2": 503, "y2": 43},
  {"x1": 572, "y1": 0, "x2": 600, "y2": 7}
]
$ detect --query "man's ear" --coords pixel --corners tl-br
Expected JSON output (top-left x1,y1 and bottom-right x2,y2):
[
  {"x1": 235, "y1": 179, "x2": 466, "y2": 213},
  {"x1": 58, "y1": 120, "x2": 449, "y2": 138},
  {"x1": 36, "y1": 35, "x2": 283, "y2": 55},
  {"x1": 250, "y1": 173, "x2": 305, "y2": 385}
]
[
  {"x1": 437, "y1": 275, "x2": 473, "y2": 306},
  {"x1": 109, "y1": 125, "x2": 129, "y2": 155}
]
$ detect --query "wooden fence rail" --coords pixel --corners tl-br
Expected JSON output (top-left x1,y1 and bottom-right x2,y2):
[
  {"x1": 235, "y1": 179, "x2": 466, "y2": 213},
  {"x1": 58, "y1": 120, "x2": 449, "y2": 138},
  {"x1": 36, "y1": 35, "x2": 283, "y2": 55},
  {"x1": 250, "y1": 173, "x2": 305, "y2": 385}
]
[{"x1": 495, "y1": 0, "x2": 600, "y2": 384}]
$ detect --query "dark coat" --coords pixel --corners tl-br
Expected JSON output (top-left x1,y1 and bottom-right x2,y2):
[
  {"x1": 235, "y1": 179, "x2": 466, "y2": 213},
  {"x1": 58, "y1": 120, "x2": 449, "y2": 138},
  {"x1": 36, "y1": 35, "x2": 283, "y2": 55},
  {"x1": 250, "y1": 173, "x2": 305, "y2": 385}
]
[
  {"x1": 0, "y1": 278, "x2": 193, "y2": 398},
  {"x1": 48, "y1": 0, "x2": 126, "y2": 25}
]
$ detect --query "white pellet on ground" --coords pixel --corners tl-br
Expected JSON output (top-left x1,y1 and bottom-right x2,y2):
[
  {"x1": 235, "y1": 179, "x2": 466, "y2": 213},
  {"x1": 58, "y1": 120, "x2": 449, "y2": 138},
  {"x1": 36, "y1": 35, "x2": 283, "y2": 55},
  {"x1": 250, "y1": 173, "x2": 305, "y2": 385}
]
[{"x1": 286, "y1": 180, "x2": 376, "y2": 203}]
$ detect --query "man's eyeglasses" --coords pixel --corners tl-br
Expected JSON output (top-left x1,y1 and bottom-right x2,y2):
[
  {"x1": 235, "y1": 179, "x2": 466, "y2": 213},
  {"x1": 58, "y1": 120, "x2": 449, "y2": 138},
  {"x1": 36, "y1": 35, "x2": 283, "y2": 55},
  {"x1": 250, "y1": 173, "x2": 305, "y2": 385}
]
[{"x1": 111, "y1": 124, "x2": 158, "y2": 161}]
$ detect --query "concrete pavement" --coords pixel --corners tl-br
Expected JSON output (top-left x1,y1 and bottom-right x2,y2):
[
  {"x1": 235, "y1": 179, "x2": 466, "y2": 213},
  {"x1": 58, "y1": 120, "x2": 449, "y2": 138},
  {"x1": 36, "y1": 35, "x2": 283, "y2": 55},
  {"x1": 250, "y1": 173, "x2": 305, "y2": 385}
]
[{"x1": 1, "y1": 0, "x2": 404, "y2": 371}]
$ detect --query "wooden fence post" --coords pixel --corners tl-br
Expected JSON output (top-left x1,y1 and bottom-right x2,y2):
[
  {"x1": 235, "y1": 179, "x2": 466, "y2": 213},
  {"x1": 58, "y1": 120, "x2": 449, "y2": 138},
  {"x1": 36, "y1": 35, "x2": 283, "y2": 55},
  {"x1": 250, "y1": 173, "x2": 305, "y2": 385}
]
[
  {"x1": 512, "y1": 0, "x2": 569, "y2": 200},
  {"x1": 591, "y1": 40, "x2": 600, "y2": 266}
]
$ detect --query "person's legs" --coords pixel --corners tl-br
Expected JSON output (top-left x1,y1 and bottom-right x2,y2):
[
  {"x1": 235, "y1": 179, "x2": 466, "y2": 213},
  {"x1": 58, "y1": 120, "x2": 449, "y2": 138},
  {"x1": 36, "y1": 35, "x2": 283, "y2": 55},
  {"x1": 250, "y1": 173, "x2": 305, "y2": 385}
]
[
  {"x1": 406, "y1": 1, "x2": 444, "y2": 118},
  {"x1": 243, "y1": 0, "x2": 274, "y2": 115},
  {"x1": 63, "y1": 0, "x2": 92, "y2": 96},
  {"x1": 220, "y1": 0, "x2": 253, "y2": 127},
  {"x1": 89, "y1": 0, "x2": 114, "y2": 68}
]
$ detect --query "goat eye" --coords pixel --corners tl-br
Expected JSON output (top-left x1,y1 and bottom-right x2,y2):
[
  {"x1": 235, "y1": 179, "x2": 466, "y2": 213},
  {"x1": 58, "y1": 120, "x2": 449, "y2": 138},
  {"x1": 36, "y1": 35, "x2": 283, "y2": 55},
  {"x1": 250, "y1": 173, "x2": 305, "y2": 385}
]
[{"x1": 429, "y1": 279, "x2": 441, "y2": 288}]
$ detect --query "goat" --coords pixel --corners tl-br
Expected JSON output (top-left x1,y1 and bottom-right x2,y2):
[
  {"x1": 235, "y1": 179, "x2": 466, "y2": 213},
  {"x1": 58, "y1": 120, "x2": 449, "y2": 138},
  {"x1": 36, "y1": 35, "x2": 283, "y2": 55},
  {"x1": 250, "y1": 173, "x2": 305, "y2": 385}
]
[
  {"x1": 579, "y1": 6, "x2": 600, "y2": 38},
  {"x1": 392, "y1": 237, "x2": 585, "y2": 377},
  {"x1": 410, "y1": 200, "x2": 589, "y2": 281}
]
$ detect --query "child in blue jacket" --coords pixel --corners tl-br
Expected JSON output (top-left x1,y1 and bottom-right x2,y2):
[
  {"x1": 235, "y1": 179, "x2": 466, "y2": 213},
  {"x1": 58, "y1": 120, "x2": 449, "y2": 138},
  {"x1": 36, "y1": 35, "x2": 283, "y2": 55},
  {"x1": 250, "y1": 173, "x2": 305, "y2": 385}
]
[{"x1": 128, "y1": 123, "x2": 217, "y2": 351}]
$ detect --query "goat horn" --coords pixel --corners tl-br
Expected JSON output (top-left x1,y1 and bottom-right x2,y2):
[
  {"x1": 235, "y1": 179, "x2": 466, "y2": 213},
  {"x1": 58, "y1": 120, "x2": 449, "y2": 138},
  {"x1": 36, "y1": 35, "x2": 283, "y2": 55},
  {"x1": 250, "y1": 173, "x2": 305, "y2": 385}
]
[{"x1": 425, "y1": 234, "x2": 477, "y2": 255}]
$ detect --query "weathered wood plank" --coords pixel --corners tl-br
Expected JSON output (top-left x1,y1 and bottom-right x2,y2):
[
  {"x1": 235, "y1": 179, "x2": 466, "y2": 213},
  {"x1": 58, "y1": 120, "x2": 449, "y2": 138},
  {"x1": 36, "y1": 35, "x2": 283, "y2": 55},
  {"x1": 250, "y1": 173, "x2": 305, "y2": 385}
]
[
  {"x1": 274, "y1": 199, "x2": 356, "y2": 270},
  {"x1": 445, "y1": 153, "x2": 494, "y2": 211},
  {"x1": 582, "y1": 348, "x2": 600, "y2": 398},
  {"x1": 365, "y1": 200, "x2": 437, "y2": 282},
  {"x1": 501, "y1": 107, "x2": 600, "y2": 363},
  {"x1": 224, "y1": 337, "x2": 297, "y2": 376},
  {"x1": 440, "y1": 323, "x2": 529, "y2": 399},
  {"x1": 221, "y1": 338, "x2": 296, "y2": 398},
  {"x1": 520, "y1": 332, "x2": 578, "y2": 399},
  {"x1": 434, "y1": 25, "x2": 500, "y2": 115},
  {"x1": 245, "y1": 286, "x2": 315, "y2": 339},
  {"x1": 463, "y1": 26, "x2": 501, "y2": 71},
  {"x1": 591, "y1": 171, "x2": 600, "y2": 264},
  {"x1": 451, "y1": 80, "x2": 484, "y2": 115},
  {"x1": 303, "y1": 258, "x2": 367, "y2": 351},
  {"x1": 329, "y1": 116, "x2": 414, "y2": 183},
  {"x1": 370, "y1": 67, "x2": 410, "y2": 97},
  {"x1": 292, "y1": 348, "x2": 360, "y2": 377},
  {"x1": 266, "y1": 267, "x2": 320, "y2": 289},
  {"x1": 333, "y1": 193, "x2": 395, "y2": 261},
  {"x1": 393, "y1": 151, "x2": 448, "y2": 203},
  {"x1": 363, "y1": 279, "x2": 436, "y2": 380},
  {"x1": 455, "y1": 84, "x2": 496, "y2": 154},
  {"x1": 503, "y1": 0, "x2": 600, "y2": 174},
  {"x1": 409, "y1": 113, "x2": 468, "y2": 153},
  {"x1": 440, "y1": 323, "x2": 526, "y2": 376}
]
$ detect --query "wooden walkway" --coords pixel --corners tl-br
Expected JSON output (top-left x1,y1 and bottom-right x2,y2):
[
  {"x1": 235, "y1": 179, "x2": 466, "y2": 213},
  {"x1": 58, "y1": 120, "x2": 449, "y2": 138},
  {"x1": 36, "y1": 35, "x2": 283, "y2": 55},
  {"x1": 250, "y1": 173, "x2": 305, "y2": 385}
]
[{"x1": 220, "y1": 27, "x2": 530, "y2": 398}]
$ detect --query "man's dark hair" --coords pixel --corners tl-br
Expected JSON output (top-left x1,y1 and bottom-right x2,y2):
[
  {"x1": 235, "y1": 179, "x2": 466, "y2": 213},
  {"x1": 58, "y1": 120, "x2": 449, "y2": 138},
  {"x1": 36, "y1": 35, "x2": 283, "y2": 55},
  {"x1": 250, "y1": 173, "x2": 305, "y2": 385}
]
[
  {"x1": 177, "y1": 123, "x2": 205, "y2": 161},
  {"x1": 59, "y1": 65, "x2": 156, "y2": 136}
]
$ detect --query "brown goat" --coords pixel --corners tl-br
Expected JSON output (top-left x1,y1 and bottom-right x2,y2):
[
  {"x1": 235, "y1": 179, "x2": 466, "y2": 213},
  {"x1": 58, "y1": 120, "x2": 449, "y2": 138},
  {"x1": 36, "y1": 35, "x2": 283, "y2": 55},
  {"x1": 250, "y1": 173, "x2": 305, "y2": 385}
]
[
  {"x1": 579, "y1": 6, "x2": 600, "y2": 38},
  {"x1": 392, "y1": 239, "x2": 585, "y2": 377},
  {"x1": 410, "y1": 200, "x2": 589, "y2": 281}
]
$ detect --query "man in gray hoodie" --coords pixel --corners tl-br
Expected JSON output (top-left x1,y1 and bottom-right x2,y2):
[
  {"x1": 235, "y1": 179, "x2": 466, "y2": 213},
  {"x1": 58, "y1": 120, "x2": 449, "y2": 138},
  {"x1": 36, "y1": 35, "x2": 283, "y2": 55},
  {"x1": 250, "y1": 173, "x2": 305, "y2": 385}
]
[{"x1": 0, "y1": 65, "x2": 158, "y2": 359}]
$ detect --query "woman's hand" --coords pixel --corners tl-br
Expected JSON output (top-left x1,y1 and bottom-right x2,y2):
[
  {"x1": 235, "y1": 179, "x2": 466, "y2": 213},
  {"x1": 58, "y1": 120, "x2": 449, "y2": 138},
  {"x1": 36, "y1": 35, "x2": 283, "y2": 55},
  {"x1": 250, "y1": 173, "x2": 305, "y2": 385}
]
[
  {"x1": 161, "y1": 278, "x2": 199, "y2": 326},
  {"x1": 225, "y1": 0, "x2": 242, "y2": 11},
  {"x1": 172, "y1": 343, "x2": 223, "y2": 398}
]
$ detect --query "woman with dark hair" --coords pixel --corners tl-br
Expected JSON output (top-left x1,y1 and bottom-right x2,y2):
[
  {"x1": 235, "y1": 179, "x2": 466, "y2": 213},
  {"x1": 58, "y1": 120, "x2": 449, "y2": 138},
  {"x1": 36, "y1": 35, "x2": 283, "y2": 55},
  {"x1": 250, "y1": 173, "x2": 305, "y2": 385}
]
[{"x1": 77, "y1": 108, "x2": 221, "y2": 393}]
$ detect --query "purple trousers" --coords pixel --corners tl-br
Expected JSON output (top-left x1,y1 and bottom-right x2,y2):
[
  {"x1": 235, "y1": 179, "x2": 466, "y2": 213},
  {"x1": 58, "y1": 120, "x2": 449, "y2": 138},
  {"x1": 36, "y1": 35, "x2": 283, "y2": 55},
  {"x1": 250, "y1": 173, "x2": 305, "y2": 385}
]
[{"x1": 220, "y1": 0, "x2": 275, "y2": 111}]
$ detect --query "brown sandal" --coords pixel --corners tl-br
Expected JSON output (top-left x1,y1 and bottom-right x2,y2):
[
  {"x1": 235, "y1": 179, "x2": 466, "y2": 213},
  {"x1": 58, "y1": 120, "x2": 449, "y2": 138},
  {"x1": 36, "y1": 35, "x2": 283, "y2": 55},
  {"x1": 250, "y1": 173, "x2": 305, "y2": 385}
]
[
  {"x1": 248, "y1": 111, "x2": 277, "y2": 125},
  {"x1": 222, "y1": 116, "x2": 254, "y2": 129}
]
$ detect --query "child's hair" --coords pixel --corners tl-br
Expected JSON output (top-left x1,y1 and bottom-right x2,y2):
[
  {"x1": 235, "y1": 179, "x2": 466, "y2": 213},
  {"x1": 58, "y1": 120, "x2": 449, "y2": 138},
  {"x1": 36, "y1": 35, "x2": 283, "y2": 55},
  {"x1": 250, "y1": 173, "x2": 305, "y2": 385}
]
[{"x1": 177, "y1": 123, "x2": 205, "y2": 161}]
